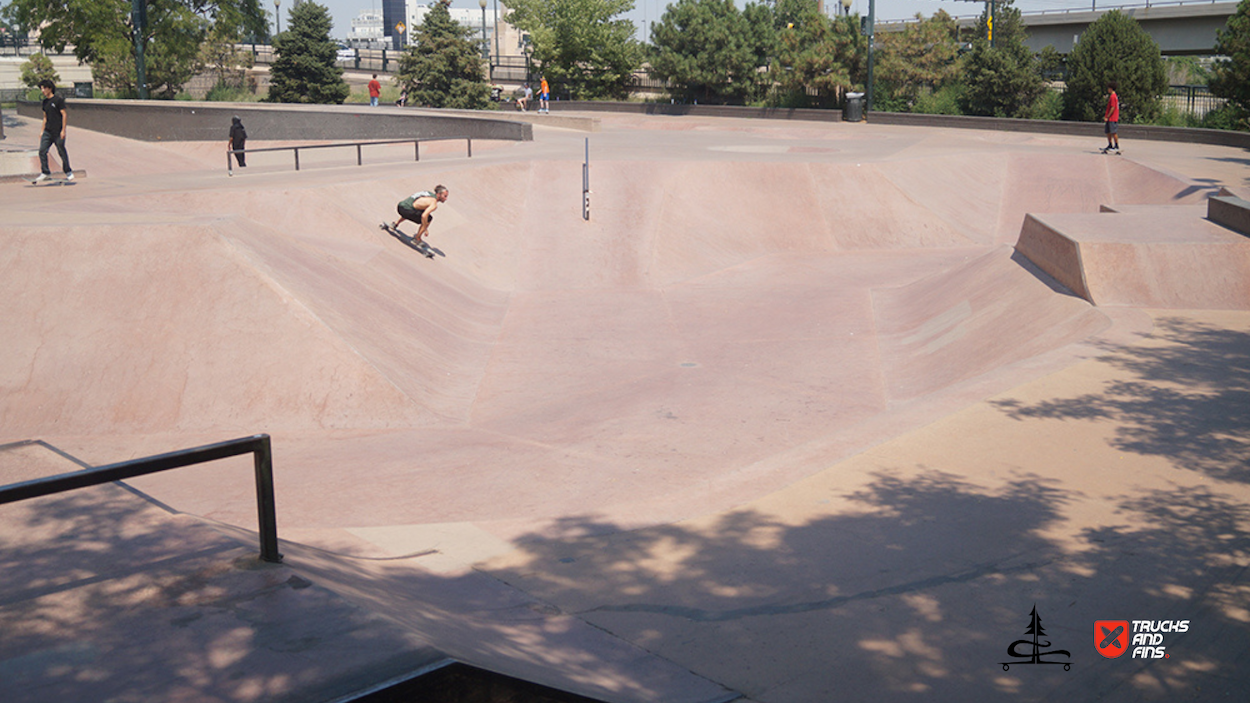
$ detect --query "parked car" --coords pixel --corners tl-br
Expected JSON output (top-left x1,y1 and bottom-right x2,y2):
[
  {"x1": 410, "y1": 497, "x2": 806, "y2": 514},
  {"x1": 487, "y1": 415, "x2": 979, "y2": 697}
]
[{"x1": 336, "y1": 45, "x2": 356, "y2": 62}]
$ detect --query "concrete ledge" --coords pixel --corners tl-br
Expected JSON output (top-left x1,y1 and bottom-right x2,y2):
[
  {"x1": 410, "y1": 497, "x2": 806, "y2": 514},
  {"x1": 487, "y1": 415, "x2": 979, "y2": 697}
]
[
  {"x1": 0, "y1": 170, "x2": 88, "y2": 184},
  {"x1": 1209, "y1": 195, "x2": 1250, "y2": 237},
  {"x1": 552, "y1": 101, "x2": 1250, "y2": 149},
  {"x1": 1016, "y1": 209, "x2": 1250, "y2": 309},
  {"x1": 1015, "y1": 213, "x2": 1091, "y2": 301},
  {"x1": 16, "y1": 99, "x2": 532, "y2": 143},
  {"x1": 437, "y1": 106, "x2": 600, "y2": 132},
  {"x1": 553, "y1": 100, "x2": 847, "y2": 124}
]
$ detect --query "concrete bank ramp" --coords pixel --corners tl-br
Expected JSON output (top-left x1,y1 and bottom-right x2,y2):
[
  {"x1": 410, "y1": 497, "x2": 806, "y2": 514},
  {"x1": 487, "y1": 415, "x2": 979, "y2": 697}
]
[
  {"x1": 2, "y1": 153, "x2": 1200, "y2": 441},
  {"x1": 873, "y1": 246, "x2": 1110, "y2": 401}
]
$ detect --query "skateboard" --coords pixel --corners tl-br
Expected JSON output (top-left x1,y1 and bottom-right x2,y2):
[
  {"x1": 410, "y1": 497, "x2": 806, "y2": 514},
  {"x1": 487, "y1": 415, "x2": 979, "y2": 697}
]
[
  {"x1": 379, "y1": 223, "x2": 435, "y2": 258},
  {"x1": 25, "y1": 176, "x2": 76, "y2": 186}
]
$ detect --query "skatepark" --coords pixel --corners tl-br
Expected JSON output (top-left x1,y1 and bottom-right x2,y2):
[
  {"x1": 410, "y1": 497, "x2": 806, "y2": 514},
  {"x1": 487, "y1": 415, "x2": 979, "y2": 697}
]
[{"x1": 1, "y1": 104, "x2": 1249, "y2": 702}]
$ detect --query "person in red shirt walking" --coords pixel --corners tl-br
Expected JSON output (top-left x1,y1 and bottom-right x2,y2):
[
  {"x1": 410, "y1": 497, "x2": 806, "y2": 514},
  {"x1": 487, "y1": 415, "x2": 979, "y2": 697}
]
[
  {"x1": 368, "y1": 74, "x2": 382, "y2": 107},
  {"x1": 1102, "y1": 81, "x2": 1120, "y2": 155}
]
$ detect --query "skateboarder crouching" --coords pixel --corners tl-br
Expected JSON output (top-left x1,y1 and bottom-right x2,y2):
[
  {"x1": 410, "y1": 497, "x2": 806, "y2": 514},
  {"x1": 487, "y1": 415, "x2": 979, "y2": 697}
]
[{"x1": 391, "y1": 185, "x2": 449, "y2": 245}]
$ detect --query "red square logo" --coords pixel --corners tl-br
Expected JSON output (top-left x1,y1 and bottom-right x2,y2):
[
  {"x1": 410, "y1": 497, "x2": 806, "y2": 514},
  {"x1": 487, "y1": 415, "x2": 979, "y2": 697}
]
[{"x1": 1095, "y1": 620, "x2": 1130, "y2": 658}]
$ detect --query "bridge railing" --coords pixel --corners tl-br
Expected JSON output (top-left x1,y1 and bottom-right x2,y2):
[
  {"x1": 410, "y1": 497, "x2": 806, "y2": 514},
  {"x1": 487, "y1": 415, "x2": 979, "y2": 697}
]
[{"x1": 880, "y1": 0, "x2": 1233, "y2": 25}]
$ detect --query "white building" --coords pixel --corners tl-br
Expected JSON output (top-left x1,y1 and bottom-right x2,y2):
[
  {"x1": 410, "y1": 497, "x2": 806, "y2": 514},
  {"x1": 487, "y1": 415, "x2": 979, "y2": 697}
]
[
  {"x1": 405, "y1": 2, "x2": 498, "y2": 53},
  {"x1": 347, "y1": 9, "x2": 388, "y2": 49}
]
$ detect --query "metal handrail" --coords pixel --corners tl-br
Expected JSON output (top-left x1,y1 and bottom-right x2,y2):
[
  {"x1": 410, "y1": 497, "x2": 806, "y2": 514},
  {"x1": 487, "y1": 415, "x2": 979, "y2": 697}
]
[
  {"x1": 227, "y1": 136, "x2": 473, "y2": 176},
  {"x1": 0, "y1": 434, "x2": 282, "y2": 563}
]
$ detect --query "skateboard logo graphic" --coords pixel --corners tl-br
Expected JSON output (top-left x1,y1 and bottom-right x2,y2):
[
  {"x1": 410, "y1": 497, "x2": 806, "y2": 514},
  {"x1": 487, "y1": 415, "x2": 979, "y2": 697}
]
[
  {"x1": 1000, "y1": 605, "x2": 1072, "y2": 671},
  {"x1": 1094, "y1": 620, "x2": 1130, "y2": 658}
]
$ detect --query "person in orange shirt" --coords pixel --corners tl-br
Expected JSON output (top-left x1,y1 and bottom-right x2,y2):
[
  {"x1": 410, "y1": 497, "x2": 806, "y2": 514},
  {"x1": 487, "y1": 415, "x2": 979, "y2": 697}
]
[{"x1": 539, "y1": 76, "x2": 550, "y2": 114}]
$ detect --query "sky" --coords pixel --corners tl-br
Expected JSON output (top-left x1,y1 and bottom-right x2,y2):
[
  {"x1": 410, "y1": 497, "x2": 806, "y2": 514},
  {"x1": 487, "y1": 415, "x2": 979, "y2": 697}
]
[{"x1": 311, "y1": 0, "x2": 1136, "y2": 43}]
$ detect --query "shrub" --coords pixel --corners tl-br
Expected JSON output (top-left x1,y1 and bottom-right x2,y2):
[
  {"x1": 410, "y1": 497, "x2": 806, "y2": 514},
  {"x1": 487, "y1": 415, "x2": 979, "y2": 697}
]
[{"x1": 19, "y1": 52, "x2": 59, "y2": 88}]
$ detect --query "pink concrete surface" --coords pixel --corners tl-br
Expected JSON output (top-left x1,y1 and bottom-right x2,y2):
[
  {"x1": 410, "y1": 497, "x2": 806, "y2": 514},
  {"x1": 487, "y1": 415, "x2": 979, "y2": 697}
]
[{"x1": 2, "y1": 111, "x2": 1248, "y2": 702}]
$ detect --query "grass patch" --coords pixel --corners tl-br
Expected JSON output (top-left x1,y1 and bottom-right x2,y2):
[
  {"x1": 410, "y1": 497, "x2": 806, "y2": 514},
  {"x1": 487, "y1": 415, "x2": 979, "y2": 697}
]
[{"x1": 346, "y1": 83, "x2": 403, "y2": 105}]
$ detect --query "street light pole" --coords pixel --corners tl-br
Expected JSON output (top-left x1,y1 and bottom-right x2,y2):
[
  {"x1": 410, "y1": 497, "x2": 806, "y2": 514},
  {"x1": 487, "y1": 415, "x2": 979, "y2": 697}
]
[
  {"x1": 479, "y1": 0, "x2": 489, "y2": 66},
  {"x1": 274, "y1": 0, "x2": 281, "y2": 35},
  {"x1": 131, "y1": 0, "x2": 148, "y2": 99},
  {"x1": 865, "y1": 0, "x2": 875, "y2": 113}
]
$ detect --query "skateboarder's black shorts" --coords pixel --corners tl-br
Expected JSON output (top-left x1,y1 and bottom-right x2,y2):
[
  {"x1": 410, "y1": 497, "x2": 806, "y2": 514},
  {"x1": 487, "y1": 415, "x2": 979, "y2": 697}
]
[
  {"x1": 1105, "y1": 120, "x2": 1118, "y2": 135},
  {"x1": 397, "y1": 204, "x2": 432, "y2": 223}
]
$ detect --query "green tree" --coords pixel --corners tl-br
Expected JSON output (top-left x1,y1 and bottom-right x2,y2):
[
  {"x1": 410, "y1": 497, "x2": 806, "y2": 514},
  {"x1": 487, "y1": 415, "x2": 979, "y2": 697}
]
[
  {"x1": 1209, "y1": 0, "x2": 1250, "y2": 129},
  {"x1": 1063, "y1": 9, "x2": 1167, "y2": 123},
  {"x1": 649, "y1": 0, "x2": 763, "y2": 103},
  {"x1": 266, "y1": 1, "x2": 349, "y2": 104},
  {"x1": 200, "y1": 30, "x2": 257, "y2": 98},
  {"x1": 19, "y1": 52, "x2": 59, "y2": 88},
  {"x1": 875, "y1": 11, "x2": 960, "y2": 111},
  {"x1": 395, "y1": 0, "x2": 490, "y2": 109},
  {"x1": 958, "y1": 0, "x2": 1046, "y2": 117},
  {"x1": 766, "y1": 0, "x2": 863, "y2": 108},
  {"x1": 2, "y1": 0, "x2": 266, "y2": 98},
  {"x1": 504, "y1": 0, "x2": 642, "y2": 99},
  {"x1": 742, "y1": 1, "x2": 778, "y2": 71},
  {"x1": 1036, "y1": 45, "x2": 1065, "y2": 81}
]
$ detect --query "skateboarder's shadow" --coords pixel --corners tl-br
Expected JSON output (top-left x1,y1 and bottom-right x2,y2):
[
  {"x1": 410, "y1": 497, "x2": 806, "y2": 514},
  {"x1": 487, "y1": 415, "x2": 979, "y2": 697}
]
[{"x1": 384, "y1": 225, "x2": 443, "y2": 258}]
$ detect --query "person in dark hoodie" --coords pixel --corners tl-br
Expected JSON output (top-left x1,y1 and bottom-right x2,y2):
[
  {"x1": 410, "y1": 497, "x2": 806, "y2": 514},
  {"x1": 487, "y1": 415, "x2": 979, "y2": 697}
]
[{"x1": 227, "y1": 116, "x2": 247, "y2": 170}]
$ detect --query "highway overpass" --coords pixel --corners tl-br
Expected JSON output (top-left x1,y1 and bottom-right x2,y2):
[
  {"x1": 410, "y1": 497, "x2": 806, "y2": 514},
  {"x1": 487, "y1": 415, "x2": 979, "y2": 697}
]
[{"x1": 879, "y1": 1, "x2": 1239, "y2": 55}]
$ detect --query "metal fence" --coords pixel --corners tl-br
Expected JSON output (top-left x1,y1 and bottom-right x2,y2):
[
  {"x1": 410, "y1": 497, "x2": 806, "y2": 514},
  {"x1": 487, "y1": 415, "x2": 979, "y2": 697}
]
[{"x1": 1165, "y1": 84, "x2": 1226, "y2": 117}]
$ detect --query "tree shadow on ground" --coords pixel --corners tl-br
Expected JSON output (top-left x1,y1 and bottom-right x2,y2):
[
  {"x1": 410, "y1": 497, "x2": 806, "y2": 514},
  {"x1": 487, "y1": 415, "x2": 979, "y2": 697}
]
[
  {"x1": 992, "y1": 317, "x2": 1250, "y2": 483},
  {"x1": 0, "y1": 484, "x2": 427, "y2": 703},
  {"x1": 480, "y1": 469, "x2": 1250, "y2": 702},
  {"x1": 4, "y1": 460, "x2": 1247, "y2": 701}
]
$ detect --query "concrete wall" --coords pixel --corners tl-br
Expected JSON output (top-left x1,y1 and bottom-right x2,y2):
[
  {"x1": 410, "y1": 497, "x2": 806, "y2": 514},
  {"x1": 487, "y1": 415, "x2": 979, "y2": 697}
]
[
  {"x1": 15, "y1": 99, "x2": 532, "y2": 143},
  {"x1": 552, "y1": 101, "x2": 1250, "y2": 149}
]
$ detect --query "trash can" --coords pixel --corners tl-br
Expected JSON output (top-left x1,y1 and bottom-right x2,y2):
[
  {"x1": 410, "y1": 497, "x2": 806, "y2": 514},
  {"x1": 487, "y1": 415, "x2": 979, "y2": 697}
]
[
  {"x1": 73, "y1": 82, "x2": 93, "y2": 98},
  {"x1": 843, "y1": 92, "x2": 864, "y2": 122}
]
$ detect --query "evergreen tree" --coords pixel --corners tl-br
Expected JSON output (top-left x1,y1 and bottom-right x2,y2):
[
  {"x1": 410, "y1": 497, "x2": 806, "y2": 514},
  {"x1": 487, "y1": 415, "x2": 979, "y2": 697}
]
[
  {"x1": 1209, "y1": 0, "x2": 1250, "y2": 129},
  {"x1": 1036, "y1": 45, "x2": 1065, "y2": 81},
  {"x1": 742, "y1": 1, "x2": 778, "y2": 74},
  {"x1": 266, "y1": 1, "x2": 349, "y2": 104},
  {"x1": 1063, "y1": 9, "x2": 1167, "y2": 123},
  {"x1": 395, "y1": 0, "x2": 490, "y2": 109},
  {"x1": 958, "y1": 0, "x2": 1045, "y2": 118},
  {"x1": 649, "y1": 0, "x2": 762, "y2": 103},
  {"x1": 504, "y1": 0, "x2": 642, "y2": 99},
  {"x1": 766, "y1": 0, "x2": 863, "y2": 108},
  {"x1": 875, "y1": 11, "x2": 961, "y2": 111}
]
